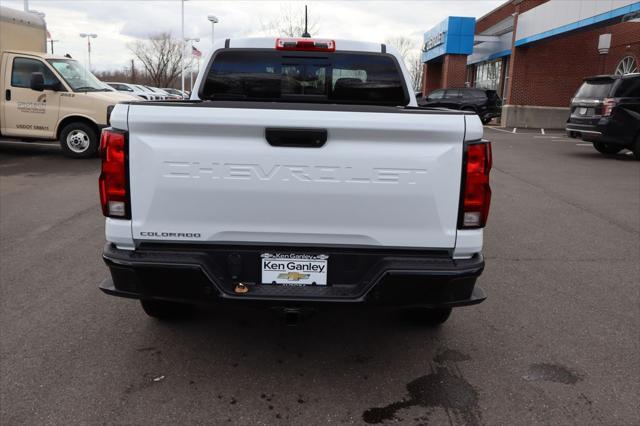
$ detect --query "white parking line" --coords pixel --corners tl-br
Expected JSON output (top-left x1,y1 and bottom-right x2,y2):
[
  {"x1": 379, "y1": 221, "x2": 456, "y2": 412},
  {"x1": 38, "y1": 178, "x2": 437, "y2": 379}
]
[
  {"x1": 576, "y1": 143, "x2": 592, "y2": 147},
  {"x1": 484, "y1": 126, "x2": 517, "y2": 134}
]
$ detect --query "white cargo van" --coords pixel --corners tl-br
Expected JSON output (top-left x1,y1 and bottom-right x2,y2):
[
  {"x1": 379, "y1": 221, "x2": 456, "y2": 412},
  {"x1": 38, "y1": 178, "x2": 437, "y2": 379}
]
[{"x1": 0, "y1": 6, "x2": 138, "y2": 158}]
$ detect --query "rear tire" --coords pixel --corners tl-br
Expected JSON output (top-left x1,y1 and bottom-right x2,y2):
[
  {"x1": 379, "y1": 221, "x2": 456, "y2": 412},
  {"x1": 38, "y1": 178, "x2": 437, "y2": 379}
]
[
  {"x1": 59, "y1": 121, "x2": 99, "y2": 159},
  {"x1": 593, "y1": 141, "x2": 622, "y2": 155},
  {"x1": 140, "y1": 299, "x2": 193, "y2": 320},
  {"x1": 481, "y1": 116, "x2": 492, "y2": 125},
  {"x1": 405, "y1": 307, "x2": 452, "y2": 326}
]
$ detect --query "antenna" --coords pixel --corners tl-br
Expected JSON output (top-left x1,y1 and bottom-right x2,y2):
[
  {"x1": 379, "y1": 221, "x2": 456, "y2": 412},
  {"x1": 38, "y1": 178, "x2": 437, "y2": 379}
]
[{"x1": 301, "y1": 5, "x2": 311, "y2": 38}]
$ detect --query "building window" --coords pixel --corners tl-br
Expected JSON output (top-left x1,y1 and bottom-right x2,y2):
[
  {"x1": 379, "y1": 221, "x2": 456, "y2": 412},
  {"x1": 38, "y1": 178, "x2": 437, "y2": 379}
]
[
  {"x1": 474, "y1": 59, "x2": 502, "y2": 90},
  {"x1": 615, "y1": 56, "x2": 638, "y2": 75}
]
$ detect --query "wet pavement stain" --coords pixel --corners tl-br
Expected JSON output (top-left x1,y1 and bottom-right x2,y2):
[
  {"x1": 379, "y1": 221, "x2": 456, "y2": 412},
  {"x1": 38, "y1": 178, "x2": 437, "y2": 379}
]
[
  {"x1": 524, "y1": 363, "x2": 583, "y2": 385},
  {"x1": 362, "y1": 367, "x2": 481, "y2": 424}
]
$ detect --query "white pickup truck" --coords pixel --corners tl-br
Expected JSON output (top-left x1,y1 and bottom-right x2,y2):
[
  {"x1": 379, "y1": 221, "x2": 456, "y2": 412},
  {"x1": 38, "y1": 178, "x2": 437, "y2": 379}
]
[{"x1": 99, "y1": 37, "x2": 492, "y2": 325}]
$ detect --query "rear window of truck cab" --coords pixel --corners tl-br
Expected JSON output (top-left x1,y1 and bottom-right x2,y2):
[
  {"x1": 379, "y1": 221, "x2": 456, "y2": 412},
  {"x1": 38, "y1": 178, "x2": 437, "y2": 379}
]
[{"x1": 200, "y1": 50, "x2": 409, "y2": 106}]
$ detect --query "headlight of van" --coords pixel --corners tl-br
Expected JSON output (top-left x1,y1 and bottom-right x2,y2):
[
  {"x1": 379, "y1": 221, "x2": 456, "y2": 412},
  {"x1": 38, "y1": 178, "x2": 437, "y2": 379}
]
[{"x1": 106, "y1": 105, "x2": 115, "y2": 126}]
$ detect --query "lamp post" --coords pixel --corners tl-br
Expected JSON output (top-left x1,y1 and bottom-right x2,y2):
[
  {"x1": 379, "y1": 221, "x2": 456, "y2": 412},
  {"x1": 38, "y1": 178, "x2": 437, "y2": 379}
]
[
  {"x1": 79, "y1": 33, "x2": 97, "y2": 70},
  {"x1": 185, "y1": 37, "x2": 199, "y2": 91},
  {"x1": 207, "y1": 15, "x2": 218, "y2": 47}
]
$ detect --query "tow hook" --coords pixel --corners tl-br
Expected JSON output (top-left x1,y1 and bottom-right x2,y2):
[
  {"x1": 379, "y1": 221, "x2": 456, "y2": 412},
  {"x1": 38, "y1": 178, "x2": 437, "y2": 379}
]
[
  {"x1": 234, "y1": 282, "x2": 249, "y2": 294},
  {"x1": 283, "y1": 308, "x2": 301, "y2": 326}
]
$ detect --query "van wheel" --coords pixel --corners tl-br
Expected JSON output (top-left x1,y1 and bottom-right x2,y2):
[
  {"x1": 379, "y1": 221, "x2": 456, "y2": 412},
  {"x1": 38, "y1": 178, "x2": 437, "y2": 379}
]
[
  {"x1": 632, "y1": 135, "x2": 640, "y2": 161},
  {"x1": 593, "y1": 141, "x2": 622, "y2": 155},
  {"x1": 140, "y1": 299, "x2": 194, "y2": 320},
  {"x1": 481, "y1": 116, "x2": 492, "y2": 125},
  {"x1": 405, "y1": 307, "x2": 452, "y2": 326},
  {"x1": 59, "y1": 122, "x2": 98, "y2": 158}
]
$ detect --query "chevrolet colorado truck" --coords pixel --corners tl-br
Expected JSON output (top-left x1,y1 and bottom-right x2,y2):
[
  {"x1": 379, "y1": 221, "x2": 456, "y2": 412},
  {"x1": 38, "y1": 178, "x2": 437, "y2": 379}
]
[{"x1": 99, "y1": 37, "x2": 492, "y2": 325}]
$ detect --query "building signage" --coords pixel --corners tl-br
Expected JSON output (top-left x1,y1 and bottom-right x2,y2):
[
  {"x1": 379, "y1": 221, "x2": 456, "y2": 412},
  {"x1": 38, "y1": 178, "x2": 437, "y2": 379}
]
[
  {"x1": 422, "y1": 16, "x2": 476, "y2": 63},
  {"x1": 423, "y1": 31, "x2": 446, "y2": 52}
]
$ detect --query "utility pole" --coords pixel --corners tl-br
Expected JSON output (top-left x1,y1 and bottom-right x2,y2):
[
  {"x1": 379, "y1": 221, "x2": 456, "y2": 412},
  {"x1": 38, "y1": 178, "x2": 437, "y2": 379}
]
[
  {"x1": 23, "y1": 0, "x2": 29, "y2": 12},
  {"x1": 49, "y1": 39, "x2": 59, "y2": 54},
  {"x1": 131, "y1": 59, "x2": 136, "y2": 83}
]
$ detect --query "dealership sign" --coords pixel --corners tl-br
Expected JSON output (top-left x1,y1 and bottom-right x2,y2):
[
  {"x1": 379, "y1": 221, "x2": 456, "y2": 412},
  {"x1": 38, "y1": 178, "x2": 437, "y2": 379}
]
[
  {"x1": 422, "y1": 16, "x2": 476, "y2": 63},
  {"x1": 423, "y1": 31, "x2": 446, "y2": 52}
]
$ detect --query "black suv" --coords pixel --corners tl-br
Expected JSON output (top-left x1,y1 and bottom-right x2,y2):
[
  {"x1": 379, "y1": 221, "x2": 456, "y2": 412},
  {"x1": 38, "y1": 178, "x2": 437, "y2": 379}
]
[
  {"x1": 421, "y1": 88, "x2": 502, "y2": 124},
  {"x1": 567, "y1": 74, "x2": 640, "y2": 160}
]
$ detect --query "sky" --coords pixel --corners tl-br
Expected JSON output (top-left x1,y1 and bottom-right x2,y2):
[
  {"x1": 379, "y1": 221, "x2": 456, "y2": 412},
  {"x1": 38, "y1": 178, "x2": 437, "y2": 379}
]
[{"x1": 3, "y1": 0, "x2": 504, "y2": 72}]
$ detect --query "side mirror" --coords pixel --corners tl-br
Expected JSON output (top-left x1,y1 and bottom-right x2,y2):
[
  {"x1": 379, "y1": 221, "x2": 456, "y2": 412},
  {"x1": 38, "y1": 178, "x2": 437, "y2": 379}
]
[{"x1": 30, "y1": 72, "x2": 45, "y2": 91}]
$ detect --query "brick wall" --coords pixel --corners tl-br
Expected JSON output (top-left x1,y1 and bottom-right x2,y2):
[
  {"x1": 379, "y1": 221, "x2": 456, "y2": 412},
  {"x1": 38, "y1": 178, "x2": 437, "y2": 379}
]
[
  {"x1": 422, "y1": 61, "x2": 443, "y2": 95},
  {"x1": 508, "y1": 21, "x2": 640, "y2": 107},
  {"x1": 442, "y1": 55, "x2": 468, "y2": 88},
  {"x1": 421, "y1": 54, "x2": 469, "y2": 95}
]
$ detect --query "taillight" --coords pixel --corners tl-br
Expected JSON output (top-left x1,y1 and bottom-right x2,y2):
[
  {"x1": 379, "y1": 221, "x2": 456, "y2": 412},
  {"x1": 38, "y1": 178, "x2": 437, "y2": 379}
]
[
  {"x1": 275, "y1": 38, "x2": 336, "y2": 52},
  {"x1": 602, "y1": 98, "x2": 616, "y2": 116},
  {"x1": 459, "y1": 141, "x2": 492, "y2": 229},
  {"x1": 99, "y1": 129, "x2": 129, "y2": 218}
]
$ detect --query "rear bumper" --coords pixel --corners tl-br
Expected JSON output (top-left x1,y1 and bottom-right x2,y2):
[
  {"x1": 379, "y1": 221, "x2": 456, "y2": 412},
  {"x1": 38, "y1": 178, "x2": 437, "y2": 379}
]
[
  {"x1": 483, "y1": 109, "x2": 502, "y2": 119},
  {"x1": 100, "y1": 243, "x2": 486, "y2": 308},
  {"x1": 566, "y1": 123, "x2": 602, "y2": 140},
  {"x1": 566, "y1": 119, "x2": 628, "y2": 146}
]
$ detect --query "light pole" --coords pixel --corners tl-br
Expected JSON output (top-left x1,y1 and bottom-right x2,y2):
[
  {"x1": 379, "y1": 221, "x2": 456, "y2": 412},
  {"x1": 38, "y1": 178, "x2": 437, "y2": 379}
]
[
  {"x1": 185, "y1": 37, "x2": 199, "y2": 92},
  {"x1": 79, "y1": 33, "x2": 97, "y2": 70},
  {"x1": 207, "y1": 15, "x2": 218, "y2": 47}
]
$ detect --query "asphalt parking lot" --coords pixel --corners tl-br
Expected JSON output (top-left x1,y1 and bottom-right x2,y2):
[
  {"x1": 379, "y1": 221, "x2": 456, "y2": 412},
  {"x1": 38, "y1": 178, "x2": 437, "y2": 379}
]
[{"x1": 1, "y1": 129, "x2": 638, "y2": 425}]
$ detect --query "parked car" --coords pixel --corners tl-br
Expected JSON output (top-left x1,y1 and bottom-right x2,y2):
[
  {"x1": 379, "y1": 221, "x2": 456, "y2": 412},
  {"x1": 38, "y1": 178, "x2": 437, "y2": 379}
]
[
  {"x1": 422, "y1": 88, "x2": 502, "y2": 124},
  {"x1": 144, "y1": 86, "x2": 174, "y2": 100},
  {"x1": 99, "y1": 37, "x2": 492, "y2": 326},
  {"x1": 566, "y1": 73, "x2": 640, "y2": 160},
  {"x1": 106, "y1": 82, "x2": 152, "y2": 100},
  {"x1": 131, "y1": 84, "x2": 158, "y2": 100},
  {"x1": 161, "y1": 88, "x2": 188, "y2": 99}
]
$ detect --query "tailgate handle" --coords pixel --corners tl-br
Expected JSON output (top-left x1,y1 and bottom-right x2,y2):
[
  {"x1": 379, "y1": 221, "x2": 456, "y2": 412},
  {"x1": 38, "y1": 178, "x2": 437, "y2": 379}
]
[{"x1": 265, "y1": 128, "x2": 327, "y2": 148}]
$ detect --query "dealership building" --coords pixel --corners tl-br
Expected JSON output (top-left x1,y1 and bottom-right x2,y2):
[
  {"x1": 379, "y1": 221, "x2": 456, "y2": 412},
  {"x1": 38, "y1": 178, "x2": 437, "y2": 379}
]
[{"x1": 420, "y1": 0, "x2": 640, "y2": 128}]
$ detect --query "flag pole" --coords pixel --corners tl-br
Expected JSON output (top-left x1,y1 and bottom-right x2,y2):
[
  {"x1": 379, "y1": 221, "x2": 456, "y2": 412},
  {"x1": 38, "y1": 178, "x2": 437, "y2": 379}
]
[{"x1": 180, "y1": 0, "x2": 185, "y2": 95}]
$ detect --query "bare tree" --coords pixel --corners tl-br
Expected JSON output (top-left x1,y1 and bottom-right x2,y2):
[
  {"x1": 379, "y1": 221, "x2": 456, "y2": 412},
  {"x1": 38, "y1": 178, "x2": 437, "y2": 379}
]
[
  {"x1": 386, "y1": 36, "x2": 416, "y2": 60},
  {"x1": 260, "y1": 4, "x2": 319, "y2": 37},
  {"x1": 386, "y1": 36, "x2": 423, "y2": 91},
  {"x1": 128, "y1": 32, "x2": 188, "y2": 87},
  {"x1": 407, "y1": 54, "x2": 424, "y2": 91}
]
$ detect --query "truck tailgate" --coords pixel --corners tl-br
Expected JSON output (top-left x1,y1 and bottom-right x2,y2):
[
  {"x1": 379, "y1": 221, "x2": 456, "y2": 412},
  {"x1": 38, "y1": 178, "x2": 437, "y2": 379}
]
[{"x1": 127, "y1": 104, "x2": 465, "y2": 249}]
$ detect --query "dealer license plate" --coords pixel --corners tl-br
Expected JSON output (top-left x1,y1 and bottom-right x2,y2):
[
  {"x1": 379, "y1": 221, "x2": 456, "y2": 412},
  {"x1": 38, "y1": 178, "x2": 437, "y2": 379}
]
[{"x1": 261, "y1": 253, "x2": 328, "y2": 285}]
